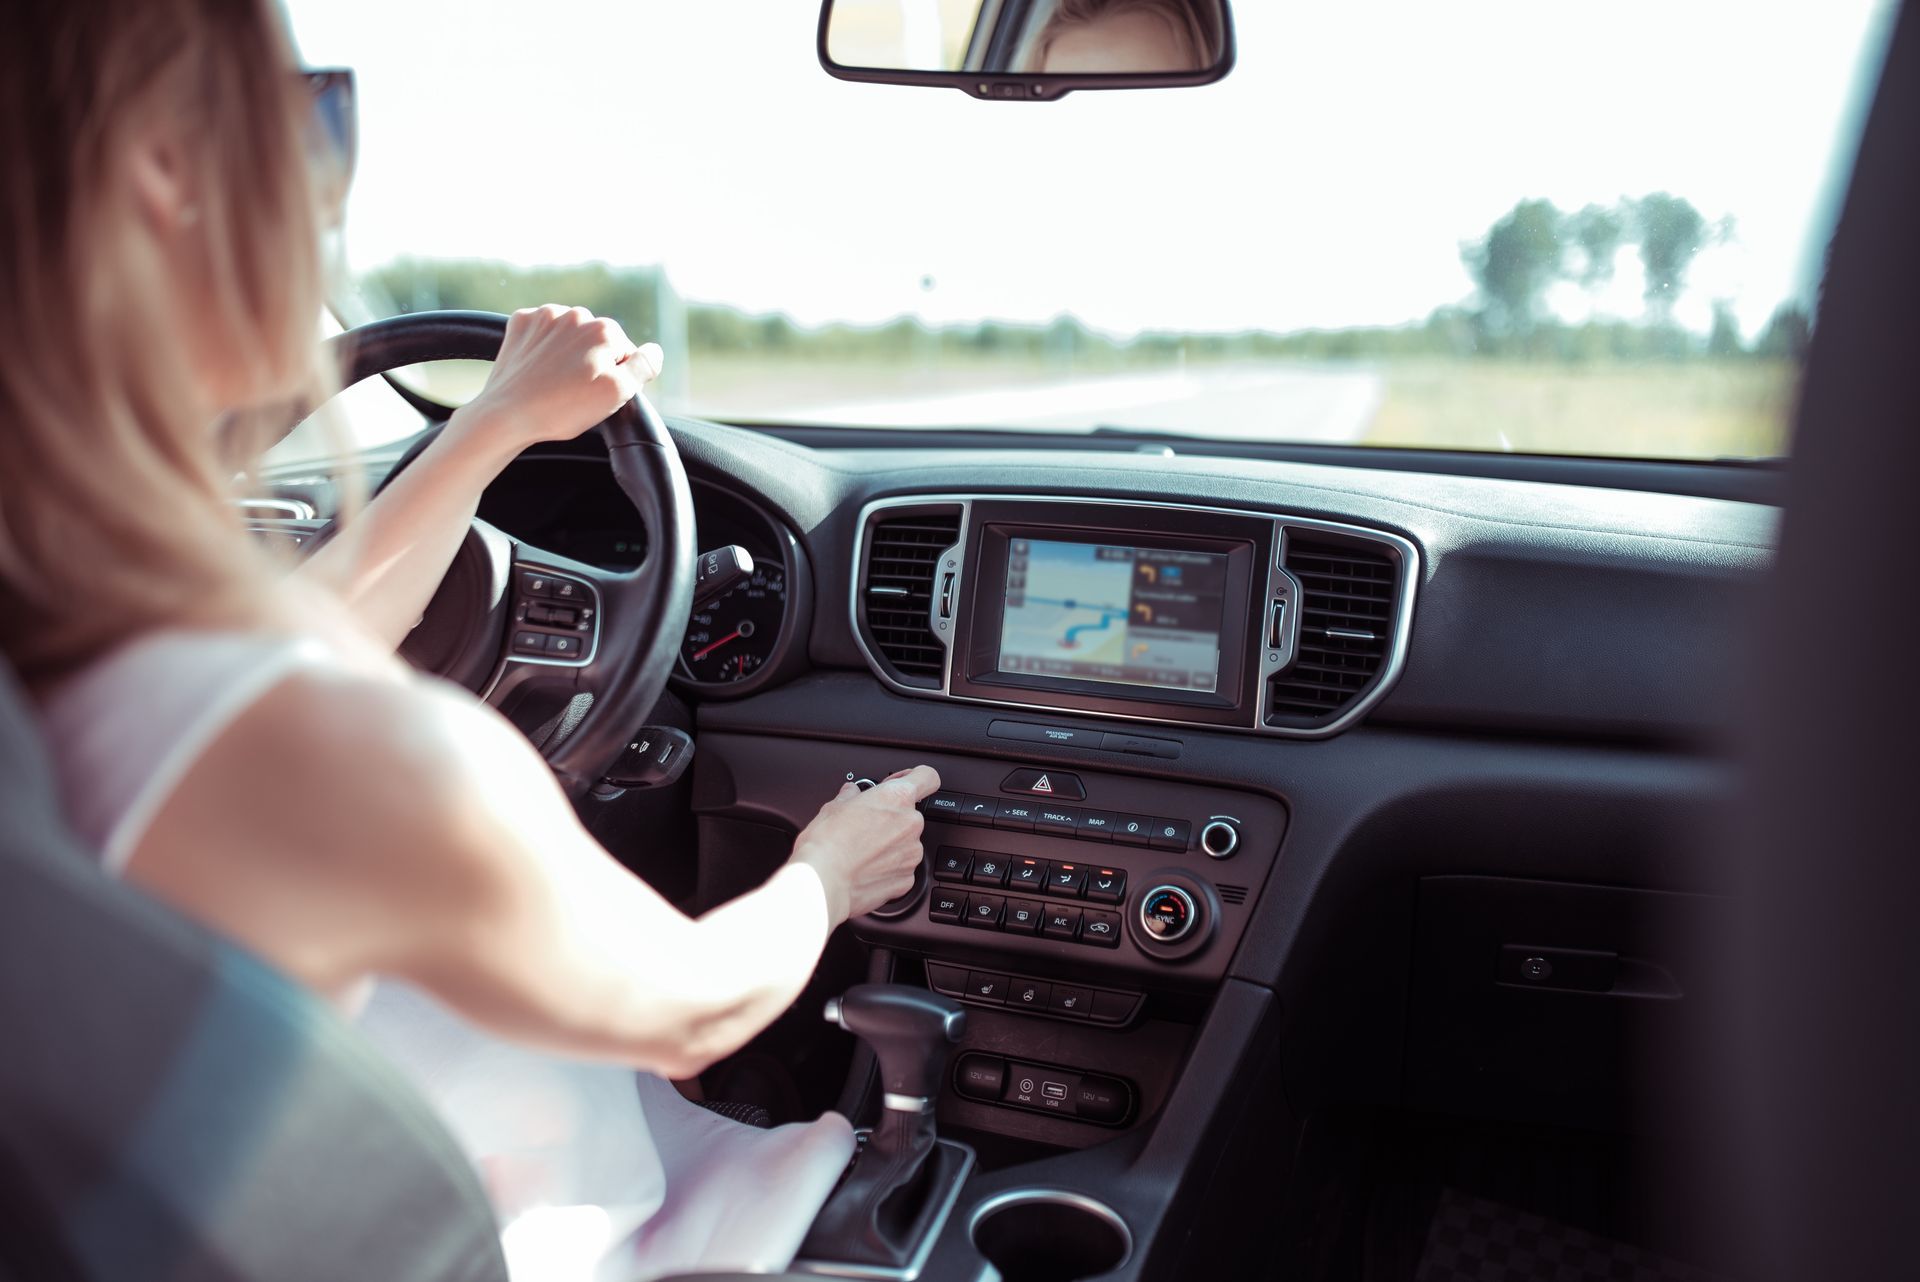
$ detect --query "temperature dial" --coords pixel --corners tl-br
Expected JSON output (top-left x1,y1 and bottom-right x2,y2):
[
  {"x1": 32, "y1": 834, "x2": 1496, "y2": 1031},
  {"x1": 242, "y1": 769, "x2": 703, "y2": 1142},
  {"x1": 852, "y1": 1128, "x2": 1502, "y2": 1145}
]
[{"x1": 1138, "y1": 885, "x2": 1198, "y2": 943}]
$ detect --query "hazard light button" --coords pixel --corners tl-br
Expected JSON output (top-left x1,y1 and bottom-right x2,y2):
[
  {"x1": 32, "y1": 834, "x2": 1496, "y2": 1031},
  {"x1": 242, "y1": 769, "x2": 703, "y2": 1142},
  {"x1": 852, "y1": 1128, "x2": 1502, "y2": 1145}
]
[{"x1": 1000, "y1": 768, "x2": 1086, "y2": 801}]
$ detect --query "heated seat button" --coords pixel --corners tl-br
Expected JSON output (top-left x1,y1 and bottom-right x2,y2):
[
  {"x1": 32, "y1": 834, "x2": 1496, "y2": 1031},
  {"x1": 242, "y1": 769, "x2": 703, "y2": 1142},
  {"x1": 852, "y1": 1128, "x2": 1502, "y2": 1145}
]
[
  {"x1": 1000, "y1": 768, "x2": 1086, "y2": 800},
  {"x1": 1007, "y1": 857, "x2": 1047, "y2": 890},
  {"x1": 1049, "y1": 984, "x2": 1093, "y2": 1018},
  {"x1": 928, "y1": 889, "x2": 965, "y2": 922},
  {"x1": 954, "y1": 1053, "x2": 1006, "y2": 1102},
  {"x1": 969, "y1": 854, "x2": 1011, "y2": 887},
  {"x1": 1085, "y1": 868, "x2": 1126, "y2": 903},
  {"x1": 1080, "y1": 910, "x2": 1121, "y2": 947},
  {"x1": 965, "y1": 971, "x2": 1008, "y2": 1002},
  {"x1": 963, "y1": 893, "x2": 1005, "y2": 928},
  {"x1": 932, "y1": 848, "x2": 972, "y2": 882},
  {"x1": 1045, "y1": 862, "x2": 1088, "y2": 897},
  {"x1": 1148, "y1": 819, "x2": 1192, "y2": 852},
  {"x1": 1006, "y1": 979, "x2": 1051, "y2": 1011},
  {"x1": 1003, "y1": 899, "x2": 1043, "y2": 933},
  {"x1": 1042, "y1": 906, "x2": 1083, "y2": 941}
]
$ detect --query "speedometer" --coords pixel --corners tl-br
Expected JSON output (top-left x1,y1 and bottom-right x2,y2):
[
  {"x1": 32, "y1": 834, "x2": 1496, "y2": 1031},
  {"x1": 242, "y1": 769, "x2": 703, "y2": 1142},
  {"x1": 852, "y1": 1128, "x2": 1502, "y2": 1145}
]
[{"x1": 680, "y1": 564, "x2": 788, "y2": 683}]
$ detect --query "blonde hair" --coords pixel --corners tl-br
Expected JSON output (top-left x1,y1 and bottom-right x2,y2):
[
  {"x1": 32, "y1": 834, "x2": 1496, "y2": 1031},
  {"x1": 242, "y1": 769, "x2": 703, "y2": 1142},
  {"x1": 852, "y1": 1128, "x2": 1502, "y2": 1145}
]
[
  {"x1": 0, "y1": 0, "x2": 331, "y2": 689},
  {"x1": 1034, "y1": 0, "x2": 1223, "y2": 72}
]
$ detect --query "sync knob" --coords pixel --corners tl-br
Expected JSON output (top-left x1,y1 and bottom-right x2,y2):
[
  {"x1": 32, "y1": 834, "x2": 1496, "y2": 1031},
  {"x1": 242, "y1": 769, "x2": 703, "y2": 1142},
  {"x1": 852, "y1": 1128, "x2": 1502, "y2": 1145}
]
[{"x1": 1138, "y1": 885, "x2": 1198, "y2": 944}]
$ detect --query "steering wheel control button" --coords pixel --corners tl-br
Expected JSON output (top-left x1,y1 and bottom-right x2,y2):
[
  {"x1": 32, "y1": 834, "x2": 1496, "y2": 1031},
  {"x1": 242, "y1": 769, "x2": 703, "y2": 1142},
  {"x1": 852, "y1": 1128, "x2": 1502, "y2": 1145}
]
[
  {"x1": 955, "y1": 796, "x2": 998, "y2": 827},
  {"x1": 1086, "y1": 868, "x2": 1127, "y2": 904},
  {"x1": 992, "y1": 800, "x2": 1039, "y2": 831},
  {"x1": 1199, "y1": 819, "x2": 1241, "y2": 859},
  {"x1": 1112, "y1": 815, "x2": 1154, "y2": 847},
  {"x1": 1075, "y1": 810, "x2": 1118, "y2": 842},
  {"x1": 1045, "y1": 863, "x2": 1089, "y2": 897},
  {"x1": 1081, "y1": 911, "x2": 1122, "y2": 947},
  {"x1": 1149, "y1": 819, "x2": 1193, "y2": 852},
  {"x1": 513, "y1": 630, "x2": 549, "y2": 655},
  {"x1": 1048, "y1": 985, "x2": 1092, "y2": 1018},
  {"x1": 963, "y1": 893, "x2": 1006, "y2": 928},
  {"x1": 965, "y1": 972, "x2": 1008, "y2": 1003},
  {"x1": 1007, "y1": 857, "x2": 1047, "y2": 890},
  {"x1": 1000, "y1": 768, "x2": 1086, "y2": 800},
  {"x1": 1041, "y1": 906, "x2": 1083, "y2": 941},
  {"x1": 932, "y1": 849, "x2": 973, "y2": 882},
  {"x1": 954, "y1": 1054, "x2": 1006, "y2": 1102},
  {"x1": 1139, "y1": 885, "x2": 1198, "y2": 943},
  {"x1": 1007, "y1": 979, "x2": 1051, "y2": 1011},
  {"x1": 520, "y1": 571, "x2": 555, "y2": 598},
  {"x1": 968, "y1": 856, "x2": 1010, "y2": 887},
  {"x1": 549, "y1": 579, "x2": 585, "y2": 603},
  {"x1": 1003, "y1": 899, "x2": 1043, "y2": 934},
  {"x1": 546, "y1": 634, "x2": 580, "y2": 658},
  {"x1": 928, "y1": 889, "x2": 965, "y2": 923}
]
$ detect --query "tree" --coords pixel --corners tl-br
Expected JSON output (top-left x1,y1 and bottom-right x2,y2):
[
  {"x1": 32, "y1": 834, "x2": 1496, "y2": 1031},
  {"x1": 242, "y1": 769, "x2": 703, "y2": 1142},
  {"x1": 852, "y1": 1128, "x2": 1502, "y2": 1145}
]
[
  {"x1": 1462, "y1": 198, "x2": 1565, "y2": 339},
  {"x1": 1568, "y1": 202, "x2": 1626, "y2": 288},
  {"x1": 1753, "y1": 303, "x2": 1813, "y2": 360},
  {"x1": 1633, "y1": 193, "x2": 1709, "y2": 322},
  {"x1": 1708, "y1": 301, "x2": 1745, "y2": 357}
]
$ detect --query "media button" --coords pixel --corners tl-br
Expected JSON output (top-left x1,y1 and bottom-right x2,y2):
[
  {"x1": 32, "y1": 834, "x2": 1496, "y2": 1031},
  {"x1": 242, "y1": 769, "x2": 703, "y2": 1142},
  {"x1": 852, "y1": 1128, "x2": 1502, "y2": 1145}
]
[{"x1": 922, "y1": 792, "x2": 966, "y2": 820}]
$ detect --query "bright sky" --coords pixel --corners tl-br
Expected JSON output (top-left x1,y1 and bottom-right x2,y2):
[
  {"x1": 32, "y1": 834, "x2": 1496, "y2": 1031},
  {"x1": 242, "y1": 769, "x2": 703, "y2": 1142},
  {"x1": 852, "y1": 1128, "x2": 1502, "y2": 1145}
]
[{"x1": 286, "y1": 0, "x2": 1893, "y2": 340}]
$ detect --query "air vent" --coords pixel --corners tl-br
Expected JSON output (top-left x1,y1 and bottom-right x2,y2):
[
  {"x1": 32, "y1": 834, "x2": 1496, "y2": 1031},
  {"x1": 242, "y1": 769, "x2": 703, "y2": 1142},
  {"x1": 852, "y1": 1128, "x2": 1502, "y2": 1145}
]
[
  {"x1": 1217, "y1": 884, "x2": 1249, "y2": 906},
  {"x1": 860, "y1": 509, "x2": 961, "y2": 686},
  {"x1": 1269, "y1": 532, "x2": 1399, "y2": 727}
]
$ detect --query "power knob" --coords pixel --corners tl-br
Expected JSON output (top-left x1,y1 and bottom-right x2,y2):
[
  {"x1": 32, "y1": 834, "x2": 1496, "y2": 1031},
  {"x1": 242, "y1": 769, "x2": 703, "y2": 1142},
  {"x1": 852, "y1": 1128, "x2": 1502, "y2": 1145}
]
[{"x1": 1199, "y1": 819, "x2": 1240, "y2": 860}]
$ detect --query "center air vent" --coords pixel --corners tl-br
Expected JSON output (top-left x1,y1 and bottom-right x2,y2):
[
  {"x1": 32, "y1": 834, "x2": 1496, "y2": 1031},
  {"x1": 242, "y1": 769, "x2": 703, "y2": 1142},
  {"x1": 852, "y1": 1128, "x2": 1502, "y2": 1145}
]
[
  {"x1": 859, "y1": 508, "x2": 961, "y2": 687},
  {"x1": 1268, "y1": 532, "x2": 1400, "y2": 728}
]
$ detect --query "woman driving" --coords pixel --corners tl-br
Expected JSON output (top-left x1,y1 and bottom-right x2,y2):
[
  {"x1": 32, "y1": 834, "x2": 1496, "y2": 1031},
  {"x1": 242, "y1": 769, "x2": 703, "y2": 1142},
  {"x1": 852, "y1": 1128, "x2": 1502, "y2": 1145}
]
[{"x1": 0, "y1": 0, "x2": 935, "y2": 1275}]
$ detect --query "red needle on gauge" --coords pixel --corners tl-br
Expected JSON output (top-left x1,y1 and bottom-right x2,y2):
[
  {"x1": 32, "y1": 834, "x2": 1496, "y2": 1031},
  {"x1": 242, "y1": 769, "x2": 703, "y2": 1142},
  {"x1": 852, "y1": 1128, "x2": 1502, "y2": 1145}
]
[{"x1": 692, "y1": 628, "x2": 743, "y2": 660}]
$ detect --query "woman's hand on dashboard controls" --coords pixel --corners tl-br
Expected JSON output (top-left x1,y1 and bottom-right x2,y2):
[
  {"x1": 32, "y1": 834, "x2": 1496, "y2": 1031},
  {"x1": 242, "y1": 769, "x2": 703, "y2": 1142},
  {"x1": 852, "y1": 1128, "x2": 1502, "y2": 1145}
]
[
  {"x1": 452, "y1": 304, "x2": 664, "y2": 459},
  {"x1": 790, "y1": 766, "x2": 942, "y2": 924}
]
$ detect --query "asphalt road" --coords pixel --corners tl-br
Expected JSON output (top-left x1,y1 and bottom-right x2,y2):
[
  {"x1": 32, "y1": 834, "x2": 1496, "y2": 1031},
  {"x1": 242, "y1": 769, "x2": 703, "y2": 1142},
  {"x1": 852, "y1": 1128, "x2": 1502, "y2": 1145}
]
[{"x1": 782, "y1": 363, "x2": 1384, "y2": 442}]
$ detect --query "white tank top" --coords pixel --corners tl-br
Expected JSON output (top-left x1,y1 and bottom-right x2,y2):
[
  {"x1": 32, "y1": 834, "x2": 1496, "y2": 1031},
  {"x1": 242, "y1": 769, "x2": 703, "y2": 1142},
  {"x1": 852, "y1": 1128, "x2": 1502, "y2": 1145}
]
[{"x1": 33, "y1": 627, "x2": 854, "y2": 1281}]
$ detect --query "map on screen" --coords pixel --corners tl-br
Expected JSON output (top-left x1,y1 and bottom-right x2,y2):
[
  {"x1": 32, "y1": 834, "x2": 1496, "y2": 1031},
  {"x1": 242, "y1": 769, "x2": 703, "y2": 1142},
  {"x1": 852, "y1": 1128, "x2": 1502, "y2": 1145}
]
[{"x1": 996, "y1": 539, "x2": 1227, "y2": 693}]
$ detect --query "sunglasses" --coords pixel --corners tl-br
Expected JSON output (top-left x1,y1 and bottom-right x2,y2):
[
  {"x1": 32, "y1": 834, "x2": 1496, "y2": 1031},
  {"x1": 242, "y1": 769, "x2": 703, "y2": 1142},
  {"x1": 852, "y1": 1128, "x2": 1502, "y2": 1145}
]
[{"x1": 300, "y1": 68, "x2": 357, "y2": 213}]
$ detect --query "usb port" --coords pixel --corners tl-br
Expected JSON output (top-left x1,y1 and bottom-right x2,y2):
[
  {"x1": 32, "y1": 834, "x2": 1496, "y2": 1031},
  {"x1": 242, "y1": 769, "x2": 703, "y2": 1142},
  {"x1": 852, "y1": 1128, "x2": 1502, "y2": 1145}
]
[{"x1": 1042, "y1": 1081, "x2": 1068, "y2": 1100}]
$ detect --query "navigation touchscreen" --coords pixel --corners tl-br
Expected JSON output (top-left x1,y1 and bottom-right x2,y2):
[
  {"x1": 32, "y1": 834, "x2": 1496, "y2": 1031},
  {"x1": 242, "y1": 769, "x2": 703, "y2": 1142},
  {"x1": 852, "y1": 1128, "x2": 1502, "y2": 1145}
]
[{"x1": 996, "y1": 539, "x2": 1229, "y2": 693}]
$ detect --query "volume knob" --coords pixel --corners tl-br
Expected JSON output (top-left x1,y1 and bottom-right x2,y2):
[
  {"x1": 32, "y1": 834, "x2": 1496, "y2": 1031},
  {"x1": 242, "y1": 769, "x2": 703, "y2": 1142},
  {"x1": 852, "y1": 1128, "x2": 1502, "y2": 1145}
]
[{"x1": 1199, "y1": 819, "x2": 1240, "y2": 860}]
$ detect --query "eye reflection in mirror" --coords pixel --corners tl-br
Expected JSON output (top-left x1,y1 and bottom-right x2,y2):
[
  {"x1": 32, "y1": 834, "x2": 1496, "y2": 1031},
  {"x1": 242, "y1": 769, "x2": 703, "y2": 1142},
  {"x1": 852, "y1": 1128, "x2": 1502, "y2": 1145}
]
[{"x1": 820, "y1": 0, "x2": 1233, "y2": 96}]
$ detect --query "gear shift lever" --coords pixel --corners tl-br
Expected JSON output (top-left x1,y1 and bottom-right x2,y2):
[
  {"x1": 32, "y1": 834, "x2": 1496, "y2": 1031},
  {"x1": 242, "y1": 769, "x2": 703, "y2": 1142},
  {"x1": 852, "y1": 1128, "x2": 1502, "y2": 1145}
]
[
  {"x1": 825, "y1": 984, "x2": 967, "y2": 1112},
  {"x1": 797, "y1": 984, "x2": 974, "y2": 1271}
]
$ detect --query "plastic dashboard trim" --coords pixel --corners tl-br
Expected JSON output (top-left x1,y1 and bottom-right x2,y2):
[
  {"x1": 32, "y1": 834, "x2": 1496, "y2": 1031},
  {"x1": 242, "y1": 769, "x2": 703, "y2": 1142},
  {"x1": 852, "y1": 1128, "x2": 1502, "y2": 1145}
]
[{"x1": 847, "y1": 494, "x2": 1422, "y2": 740}]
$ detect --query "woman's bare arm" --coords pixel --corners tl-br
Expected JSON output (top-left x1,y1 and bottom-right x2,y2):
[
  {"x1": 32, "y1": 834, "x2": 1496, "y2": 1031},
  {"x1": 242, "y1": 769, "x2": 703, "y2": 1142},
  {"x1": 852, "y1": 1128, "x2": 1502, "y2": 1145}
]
[
  {"x1": 124, "y1": 665, "x2": 934, "y2": 1076},
  {"x1": 300, "y1": 306, "x2": 662, "y2": 649}
]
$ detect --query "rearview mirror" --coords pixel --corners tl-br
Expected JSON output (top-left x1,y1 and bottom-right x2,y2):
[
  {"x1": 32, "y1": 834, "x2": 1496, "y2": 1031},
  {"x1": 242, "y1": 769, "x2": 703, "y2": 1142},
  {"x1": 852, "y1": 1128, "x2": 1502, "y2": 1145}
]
[{"x1": 819, "y1": 0, "x2": 1234, "y2": 100}]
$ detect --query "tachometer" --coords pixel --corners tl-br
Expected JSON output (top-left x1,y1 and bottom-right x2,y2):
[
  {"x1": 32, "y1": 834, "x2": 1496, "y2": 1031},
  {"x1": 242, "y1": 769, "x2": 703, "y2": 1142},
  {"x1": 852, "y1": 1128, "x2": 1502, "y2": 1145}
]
[{"x1": 680, "y1": 564, "x2": 788, "y2": 683}]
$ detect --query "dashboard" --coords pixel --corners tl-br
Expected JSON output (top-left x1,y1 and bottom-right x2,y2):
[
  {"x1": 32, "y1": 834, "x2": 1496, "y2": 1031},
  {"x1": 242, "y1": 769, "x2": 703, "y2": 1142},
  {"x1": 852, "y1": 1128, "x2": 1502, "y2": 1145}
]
[{"x1": 476, "y1": 461, "x2": 810, "y2": 696}]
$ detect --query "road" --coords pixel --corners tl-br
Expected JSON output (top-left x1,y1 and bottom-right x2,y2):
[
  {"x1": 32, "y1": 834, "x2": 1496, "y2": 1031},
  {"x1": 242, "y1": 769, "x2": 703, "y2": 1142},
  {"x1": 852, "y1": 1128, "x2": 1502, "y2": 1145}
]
[{"x1": 781, "y1": 363, "x2": 1384, "y2": 443}]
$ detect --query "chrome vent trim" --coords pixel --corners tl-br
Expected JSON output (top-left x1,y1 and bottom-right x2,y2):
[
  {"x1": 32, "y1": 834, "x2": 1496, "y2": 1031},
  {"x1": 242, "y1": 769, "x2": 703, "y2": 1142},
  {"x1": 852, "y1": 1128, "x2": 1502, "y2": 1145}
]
[
  {"x1": 845, "y1": 495, "x2": 1418, "y2": 738},
  {"x1": 1266, "y1": 533, "x2": 1400, "y2": 727},
  {"x1": 852, "y1": 501, "x2": 966, "y2": 690}
]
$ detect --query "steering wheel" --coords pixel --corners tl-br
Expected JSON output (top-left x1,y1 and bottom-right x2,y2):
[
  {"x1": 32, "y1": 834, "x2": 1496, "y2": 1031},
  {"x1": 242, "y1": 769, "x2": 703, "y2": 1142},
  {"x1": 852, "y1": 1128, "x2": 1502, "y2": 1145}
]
[{"x1": 324, "y1": 310, "x2": 696, "y2": 799}]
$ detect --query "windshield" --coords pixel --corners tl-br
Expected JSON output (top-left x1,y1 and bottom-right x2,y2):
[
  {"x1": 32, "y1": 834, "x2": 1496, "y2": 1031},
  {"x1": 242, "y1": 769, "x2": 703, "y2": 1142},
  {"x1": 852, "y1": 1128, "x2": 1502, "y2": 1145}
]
[{"x1": 287, "y1": 1, "x2": 1893, "y2": 461}]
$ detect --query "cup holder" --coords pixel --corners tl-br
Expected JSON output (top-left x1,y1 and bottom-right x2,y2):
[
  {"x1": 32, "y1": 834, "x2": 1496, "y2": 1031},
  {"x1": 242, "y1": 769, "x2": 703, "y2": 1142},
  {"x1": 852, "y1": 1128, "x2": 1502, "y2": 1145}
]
[{"x1": 970, "y1": 1190, "x2": 1131, "y2": 1282}]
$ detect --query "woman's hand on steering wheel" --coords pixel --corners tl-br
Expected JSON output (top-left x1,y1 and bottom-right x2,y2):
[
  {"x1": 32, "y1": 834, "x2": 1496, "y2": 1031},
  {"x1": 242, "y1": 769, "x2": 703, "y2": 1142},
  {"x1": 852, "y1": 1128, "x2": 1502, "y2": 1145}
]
[{"x1": 454, "y1": 305, "x2": 665, "y2": 455}]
